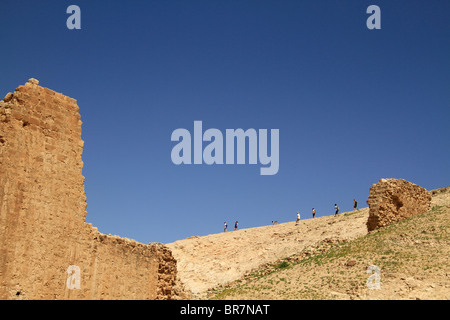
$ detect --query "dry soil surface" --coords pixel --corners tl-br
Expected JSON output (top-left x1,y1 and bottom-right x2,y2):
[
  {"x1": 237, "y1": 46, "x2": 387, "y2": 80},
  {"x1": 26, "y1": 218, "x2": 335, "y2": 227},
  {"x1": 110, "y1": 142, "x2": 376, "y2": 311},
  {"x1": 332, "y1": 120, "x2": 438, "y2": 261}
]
[
  {"x1": 168, "y1": 188, "x2": 449, "y2": 300},
  {"x1": 210, "y1": 189, "x2": 450, "y2": 300},
  {"x1": 167, "y1": 207, "x2": 370, "y2": 299}
]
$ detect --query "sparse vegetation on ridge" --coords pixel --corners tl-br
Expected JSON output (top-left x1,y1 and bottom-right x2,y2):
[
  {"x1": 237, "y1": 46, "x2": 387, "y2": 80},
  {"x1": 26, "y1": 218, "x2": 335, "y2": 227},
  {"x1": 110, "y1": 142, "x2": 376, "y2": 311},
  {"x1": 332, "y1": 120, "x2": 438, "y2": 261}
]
[
  {"x1": 209, "y1": 200, "x2": 450, "y2": 300},
  {"x1": 167, "y1": 187, "x2": 449, "y2": 300}
]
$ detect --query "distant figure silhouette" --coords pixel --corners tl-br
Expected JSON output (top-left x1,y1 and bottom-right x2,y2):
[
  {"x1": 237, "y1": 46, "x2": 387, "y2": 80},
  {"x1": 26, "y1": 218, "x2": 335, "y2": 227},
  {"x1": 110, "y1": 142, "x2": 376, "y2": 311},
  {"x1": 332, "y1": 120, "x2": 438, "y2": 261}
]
[
  {"x1": 272, "y1": 221, "x2": 278, "y2": 225},
  {"x1": 296, "y1": 212, "x2": 300, "y2": 225},
  {"x1": 234, "y1": 221, "x2": 238, "y2": 231},
  {"x1": 224, "y1": 222, "x2": 227, "y2": 232},
  {"x1": 334, "y1": 204, "x2": 340, "y2": 216},
  {"x1": 354, "y1": 199, "x2": 358, "y2": 210},
  {"x1": 312, "y1": 208, "x2": 316, "y2": 218}
]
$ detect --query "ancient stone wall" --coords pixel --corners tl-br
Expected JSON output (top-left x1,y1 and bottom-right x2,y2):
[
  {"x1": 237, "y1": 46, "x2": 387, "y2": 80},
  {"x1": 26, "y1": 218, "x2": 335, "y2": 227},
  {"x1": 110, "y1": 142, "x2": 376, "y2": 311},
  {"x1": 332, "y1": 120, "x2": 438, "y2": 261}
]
[
  {"x1": 366, "y1": 178, "x2": 432, "y2": 232},
  {"x1": 0, "y1": 79, "x2": 182, "y2": 299}
]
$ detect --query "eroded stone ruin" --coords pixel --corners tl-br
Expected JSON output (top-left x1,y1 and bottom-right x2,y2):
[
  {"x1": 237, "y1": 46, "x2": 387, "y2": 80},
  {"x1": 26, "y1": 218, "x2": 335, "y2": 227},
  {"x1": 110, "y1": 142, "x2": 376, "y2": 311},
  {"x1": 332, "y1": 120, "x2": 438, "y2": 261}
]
[
  {"x1": 0, "y1": 79, "x2": 183, "y2": 299},
  {"x1": 366, "y1": 178, "x2": 432, "y2": 232}
]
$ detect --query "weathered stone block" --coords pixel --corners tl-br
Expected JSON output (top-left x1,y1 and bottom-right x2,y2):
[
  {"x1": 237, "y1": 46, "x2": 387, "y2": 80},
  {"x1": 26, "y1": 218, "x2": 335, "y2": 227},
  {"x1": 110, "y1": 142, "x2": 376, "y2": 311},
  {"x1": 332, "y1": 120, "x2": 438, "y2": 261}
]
[
  {"x1": 366, "y1": 178, "x2": 432, "y2": 231},
  {"x1": 0, "y1": 79, "x2": 185, "y2": 300}
]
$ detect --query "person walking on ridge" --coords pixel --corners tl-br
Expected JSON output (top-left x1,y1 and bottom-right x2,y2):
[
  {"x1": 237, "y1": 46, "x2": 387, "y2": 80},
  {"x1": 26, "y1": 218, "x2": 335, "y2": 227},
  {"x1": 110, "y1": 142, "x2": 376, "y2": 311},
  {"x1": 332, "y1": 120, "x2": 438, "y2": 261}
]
[
  {"x1": 354, "y1": 199, "x2": 358, "y2": 211},
  {"x1": 234, "y1": 221, "x2": 238, "y2": 231},
  {"x1": 334, "y1": 204, "x2": 340, "y2": 216},
  {"x1": 224, "y1": 222, "x2": 227, "y2": 232},
  {"x1": 312, "y1": 208, "x2": 316, "y2": 218},
  {"x1": 296, "y1": 211, "x2": 300, "y2": 225}
]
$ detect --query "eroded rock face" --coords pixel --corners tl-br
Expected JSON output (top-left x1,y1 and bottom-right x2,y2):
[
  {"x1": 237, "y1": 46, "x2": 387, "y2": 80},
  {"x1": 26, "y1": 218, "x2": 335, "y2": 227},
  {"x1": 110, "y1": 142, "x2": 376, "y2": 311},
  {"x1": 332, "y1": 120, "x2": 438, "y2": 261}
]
[
  {"x1": 0, "y1": 79, "x2": 184, "y2": 300},
  {"x1": 366, "y1": 178, "x2": 432, "y2": 231}
]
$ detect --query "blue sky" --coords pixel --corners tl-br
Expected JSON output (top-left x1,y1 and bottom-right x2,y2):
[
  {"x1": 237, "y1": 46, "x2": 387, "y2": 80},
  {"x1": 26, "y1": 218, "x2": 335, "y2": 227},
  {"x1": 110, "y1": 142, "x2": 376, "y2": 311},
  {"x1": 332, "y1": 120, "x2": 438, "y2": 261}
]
[{"x1": 1, "y1": 0, "x2": 449, "y2": 244}]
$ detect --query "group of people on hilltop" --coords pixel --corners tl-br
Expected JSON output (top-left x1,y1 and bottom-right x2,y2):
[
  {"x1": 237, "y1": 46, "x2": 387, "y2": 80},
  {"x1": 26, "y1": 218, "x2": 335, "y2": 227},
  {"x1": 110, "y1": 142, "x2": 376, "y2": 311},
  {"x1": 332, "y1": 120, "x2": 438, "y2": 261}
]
[
  {"x1": 296, "y1": 199, "x2": 359, "y2": 225},
  {"x1": 223, "y1": 221, "x2": 238, "y2": 232},
  {"x1": 223, "y1": 199, "x2": 360, "y2": 232}
]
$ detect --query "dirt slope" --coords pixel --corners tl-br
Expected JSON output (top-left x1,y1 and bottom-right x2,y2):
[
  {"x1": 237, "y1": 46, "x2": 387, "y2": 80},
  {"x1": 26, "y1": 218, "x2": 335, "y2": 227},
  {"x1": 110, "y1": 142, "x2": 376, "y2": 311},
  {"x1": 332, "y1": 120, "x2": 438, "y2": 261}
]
[
  {"x1": 168, "y1": 187, "x2": 449, "y2": 300},
  {"x1": 167, "y1": 207, "x2": 370, "y2": 299},
  {"x1": 210, "y1": 189, "x2": 450, "y2": 300}
]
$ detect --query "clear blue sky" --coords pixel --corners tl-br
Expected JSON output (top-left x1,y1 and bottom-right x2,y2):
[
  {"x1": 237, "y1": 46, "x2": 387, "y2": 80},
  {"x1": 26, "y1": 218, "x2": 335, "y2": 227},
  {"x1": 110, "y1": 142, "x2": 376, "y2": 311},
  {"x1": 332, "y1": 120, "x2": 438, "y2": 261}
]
[{"x1": 1, "y1": 1, "x2": 449, "y2": 244}]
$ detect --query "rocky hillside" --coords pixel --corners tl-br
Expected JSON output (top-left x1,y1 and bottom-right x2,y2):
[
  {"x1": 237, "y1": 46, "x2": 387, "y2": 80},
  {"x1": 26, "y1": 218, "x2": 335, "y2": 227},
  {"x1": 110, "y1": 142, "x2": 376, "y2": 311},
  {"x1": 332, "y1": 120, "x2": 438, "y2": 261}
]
[
  {"x1": 167, "y1": 187, "x2": 449, "y2": 300},
  {"x1": 209, "y1": 188, "x2": 450, "y2": 300},
  {"x1": 167, "y1": 207, "x2": 370, "y2": 299}
]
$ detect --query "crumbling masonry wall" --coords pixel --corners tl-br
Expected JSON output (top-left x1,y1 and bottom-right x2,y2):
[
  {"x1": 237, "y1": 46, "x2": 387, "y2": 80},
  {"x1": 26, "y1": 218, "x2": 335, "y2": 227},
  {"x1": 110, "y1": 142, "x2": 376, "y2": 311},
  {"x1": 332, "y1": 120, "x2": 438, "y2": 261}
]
[
  {"x1": 366, "y1": 178, "x2": 432, "y2": 232},
  {"x1": 0, "y1": 79, "x2": 181, "y2": 299}
]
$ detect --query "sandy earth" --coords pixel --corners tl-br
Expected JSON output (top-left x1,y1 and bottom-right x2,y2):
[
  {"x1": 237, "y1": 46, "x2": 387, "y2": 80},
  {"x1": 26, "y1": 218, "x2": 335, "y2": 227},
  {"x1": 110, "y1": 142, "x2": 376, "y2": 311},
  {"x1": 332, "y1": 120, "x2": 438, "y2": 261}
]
[
  {"x1": 167, "y1": 187, "x2": 449, "y2": 300},
  {"x1": 167, "y1": 207, "x2": 370, "y2": 299},
  {"x1": 213, "y1": 190, "x2": 450, "y2": 300}
]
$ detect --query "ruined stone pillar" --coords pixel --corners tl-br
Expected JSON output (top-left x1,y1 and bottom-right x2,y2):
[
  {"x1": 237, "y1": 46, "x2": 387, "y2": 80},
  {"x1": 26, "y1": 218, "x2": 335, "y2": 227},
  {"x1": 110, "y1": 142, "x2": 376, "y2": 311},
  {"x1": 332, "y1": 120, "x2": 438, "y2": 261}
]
[
  {"x1": 366, "y1": 178, "x2": 432, "y2": 232},
  {"x1": 0, "y1": 79, "x2": 182, "y2": 299}
]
